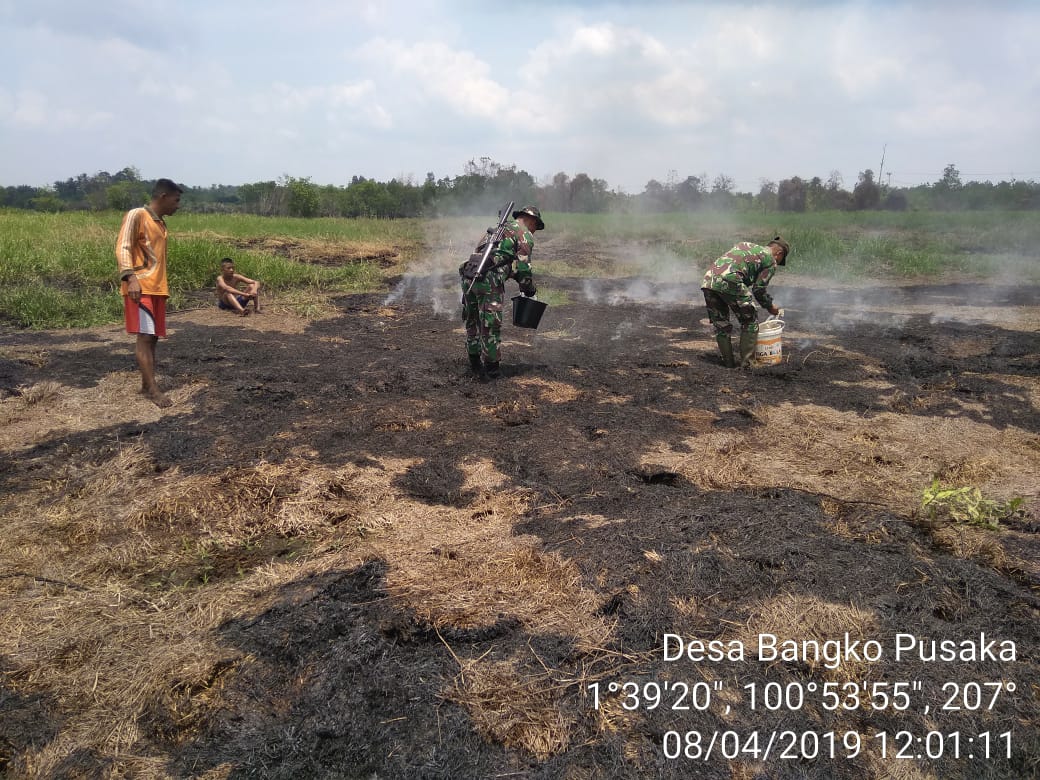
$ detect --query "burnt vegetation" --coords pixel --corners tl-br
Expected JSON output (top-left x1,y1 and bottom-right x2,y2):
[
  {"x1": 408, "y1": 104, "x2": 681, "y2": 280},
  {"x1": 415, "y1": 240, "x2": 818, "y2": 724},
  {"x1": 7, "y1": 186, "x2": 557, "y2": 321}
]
[{"x1": 1, "y1": 231, "x2": 1038, "y2": 778}]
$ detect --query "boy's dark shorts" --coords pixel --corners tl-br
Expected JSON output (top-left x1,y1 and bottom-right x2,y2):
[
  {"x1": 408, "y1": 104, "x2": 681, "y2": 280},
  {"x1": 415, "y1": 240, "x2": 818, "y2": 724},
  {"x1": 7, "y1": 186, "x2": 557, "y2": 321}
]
[{"x1": 218, "y1": 294, "x2": 249, "y2": 310}]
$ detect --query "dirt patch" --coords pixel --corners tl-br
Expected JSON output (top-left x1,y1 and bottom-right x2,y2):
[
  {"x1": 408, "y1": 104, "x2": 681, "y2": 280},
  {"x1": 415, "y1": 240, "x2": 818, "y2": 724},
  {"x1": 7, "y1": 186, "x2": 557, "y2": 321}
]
[
  {"x1": 230, "y1": 236, "x2": 400, "y2": 267},
  {"x1": 1, "y1": 240, "x2": 1038, "y2": 779}
]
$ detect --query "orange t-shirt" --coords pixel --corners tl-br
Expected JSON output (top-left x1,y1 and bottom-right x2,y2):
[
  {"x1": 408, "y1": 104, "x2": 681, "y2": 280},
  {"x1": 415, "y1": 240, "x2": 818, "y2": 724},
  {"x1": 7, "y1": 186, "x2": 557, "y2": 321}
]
[{"x1": 116, "y1": 207, "x2": 169, "y2": 296}]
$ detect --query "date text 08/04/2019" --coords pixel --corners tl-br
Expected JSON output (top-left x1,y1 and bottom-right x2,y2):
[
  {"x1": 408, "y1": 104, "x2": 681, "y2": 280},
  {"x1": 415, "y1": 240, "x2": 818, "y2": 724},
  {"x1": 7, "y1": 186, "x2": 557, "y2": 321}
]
[{"x1": 661, "y1": 731, "x2": 1012, "y2": 762}]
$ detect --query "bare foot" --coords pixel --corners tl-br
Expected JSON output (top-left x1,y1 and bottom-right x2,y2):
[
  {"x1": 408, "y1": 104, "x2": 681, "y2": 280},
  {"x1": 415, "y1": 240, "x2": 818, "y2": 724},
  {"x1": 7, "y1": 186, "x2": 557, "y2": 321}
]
[
  {"x1": 240, "y1": 309, "x2": 250, "y2": 317},
  {"x1": 141, "y1": 387, "x2": 173, "y2": 408}
]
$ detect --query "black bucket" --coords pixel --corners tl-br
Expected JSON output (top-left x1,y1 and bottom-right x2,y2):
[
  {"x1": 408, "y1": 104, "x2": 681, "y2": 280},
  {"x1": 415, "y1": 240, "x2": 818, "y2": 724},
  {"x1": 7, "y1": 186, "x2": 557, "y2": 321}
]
[{"x1": 511, "y1": 295, "x2": 547, "y2": 329}]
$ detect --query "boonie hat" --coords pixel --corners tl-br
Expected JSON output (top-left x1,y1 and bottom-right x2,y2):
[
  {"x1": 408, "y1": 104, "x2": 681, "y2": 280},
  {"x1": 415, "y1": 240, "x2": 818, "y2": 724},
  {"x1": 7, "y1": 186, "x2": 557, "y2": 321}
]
[
  {"x1": 512, "y1": 206, "x2": 545, "y2": 231},
  {"x1": 768, "y1": 235, "x2": 790, "y2": 265}
]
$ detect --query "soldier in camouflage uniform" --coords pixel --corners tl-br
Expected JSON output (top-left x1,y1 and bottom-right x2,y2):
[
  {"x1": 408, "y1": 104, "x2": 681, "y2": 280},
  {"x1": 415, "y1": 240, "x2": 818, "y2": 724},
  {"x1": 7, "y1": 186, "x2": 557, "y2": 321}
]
[
  {"x1": 459, "y1": 205, "x2": 543, "y2": 380},
  {"x1": 701, "y1": 236, "x2": 789, "y2": 367}
]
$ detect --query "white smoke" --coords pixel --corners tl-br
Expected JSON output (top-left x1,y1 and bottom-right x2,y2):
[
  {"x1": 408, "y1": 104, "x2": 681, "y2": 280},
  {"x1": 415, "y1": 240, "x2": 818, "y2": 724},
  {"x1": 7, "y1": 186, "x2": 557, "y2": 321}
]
[
  {"x1": 382, "y1": 226, "x2": 477, "y2": 317},
  {"x1": 611, "y1": 320, "x2": 634, "y2": 341},
  {"x1": 576, "y1": 241, "x2": 702, "y2": 308}
]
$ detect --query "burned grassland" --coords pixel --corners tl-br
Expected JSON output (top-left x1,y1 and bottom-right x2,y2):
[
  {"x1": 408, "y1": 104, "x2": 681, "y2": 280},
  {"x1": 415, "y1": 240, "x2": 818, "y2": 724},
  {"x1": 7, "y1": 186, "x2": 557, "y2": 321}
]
[{"x1": 1, "y1": 233, "x2": 1038, "y2": 780}]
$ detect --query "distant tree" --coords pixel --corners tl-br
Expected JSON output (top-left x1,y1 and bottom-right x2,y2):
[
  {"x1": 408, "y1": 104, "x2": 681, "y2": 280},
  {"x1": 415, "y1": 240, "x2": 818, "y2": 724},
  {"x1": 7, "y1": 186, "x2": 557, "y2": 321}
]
[
  {"x1": 421, "y1": 172, "x2": 437, "y2": 210},
  {"x1": 806, "y1": 176, "x2": 825, "y2": 211},
  {"x1": 464, "y1": 156, "x2": 501, "y2": 179},
  {"x1": 709, "y1": 174, "x2": 735, "y2": 209},
  {"x1": 112, "y1": 166, "x2": 141, "y2": 183},
  {"x1": 1, "y1": 185, "x2": 43, "y2": 209},
  {"x1": 733, "y1": 191, "x2": 755, "y2": 212},
  {"x1": 568, "y1": 173, "x2": 610, "y2": 212},
  {"x1": 30, "y1": 192, "x2": 64, "y2": 212},
  {"x1": 712, "y1": 174, "x2": 734, "y2": 194},
  {"x1": 491, "y1": 165, "x2": 536, "y2": 209},
  {"x1": 239, "y1": 180, "x2": 283, "y2": 216},
  {"x1": 11, "y1": 161, "x2": 1040, "y2": 216},
  {"x1": 348, "y1": 178, "x2": 401, "y2": 217},
  {"x1": 53, "y1": 175, "x2": 87, "y2": 205},
  {"x1": 938, "y1": 163, "x2": 962, "y2": 190},
  {"x1": 385, "y1": 178, "x2": 423, "y2": 217},
  {"x1": 641, "y1": 179, "x2": 670, "y2": 212},
  {"x1": 852, "y1": 169, "x2": 881, "y2": 210},
  {"x1": 993, "y1": 178, "x2": 1039, "y2": 209},
  {"x1": 830, "y1": 188, "x2": 854, "y2": 211},
  {"x1": 777, "y1": 177, "x2": 807, "y2": 212},
  {"x1": 106, "y1": 180, "x2": 149, "y2": 211},
  {"x1": 675, "y1": 175, "x2": 704, "y2": 210},
  {"x1": 284, "y1": 176, "x2": 319, "y2": 217},
  {"x1": 931, "y1": 163, "x2": 964, "y2": 209},
  {"x1": 757, "y1": 179, "x2": 778, "y2": 211},
  {"x1": 882, "y1": 190, "x2": 909, "y2": 211},
  {"x1": 83, "y1": 171, "x2": 113, "y2": 210},
  {"x1": 541, "y1": 172, "x2": 571, "y2": 212}
]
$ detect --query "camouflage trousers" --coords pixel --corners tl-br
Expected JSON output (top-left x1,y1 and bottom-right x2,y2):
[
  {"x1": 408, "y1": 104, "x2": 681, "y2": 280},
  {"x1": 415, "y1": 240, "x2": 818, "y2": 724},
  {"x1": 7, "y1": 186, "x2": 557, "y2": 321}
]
[
  {"x1": 461, "y1": 272, "x2": 505, "y2": 362},
  {"x1": 702, "y1": 288, "x2": 759, "y2": 335}
]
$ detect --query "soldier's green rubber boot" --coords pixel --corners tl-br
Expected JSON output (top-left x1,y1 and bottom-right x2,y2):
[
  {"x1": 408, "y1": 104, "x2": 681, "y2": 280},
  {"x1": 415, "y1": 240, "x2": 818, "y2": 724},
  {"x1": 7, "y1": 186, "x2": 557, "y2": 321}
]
[
  {"x1": 715, "y1": 334, "x2": 736, "y2": 368},
  {"x1": 738, "y1": 331, "x2": 757, "y2": 368},
  {"x1": 484, "y1": 360, "x2": 501, "y2": 380}
]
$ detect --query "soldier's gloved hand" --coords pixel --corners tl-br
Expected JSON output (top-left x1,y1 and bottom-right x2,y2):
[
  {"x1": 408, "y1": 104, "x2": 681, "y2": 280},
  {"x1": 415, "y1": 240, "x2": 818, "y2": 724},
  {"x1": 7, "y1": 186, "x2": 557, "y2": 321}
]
[{"x1": 519, "y1": 279, "x2": 537, "y2": 298}]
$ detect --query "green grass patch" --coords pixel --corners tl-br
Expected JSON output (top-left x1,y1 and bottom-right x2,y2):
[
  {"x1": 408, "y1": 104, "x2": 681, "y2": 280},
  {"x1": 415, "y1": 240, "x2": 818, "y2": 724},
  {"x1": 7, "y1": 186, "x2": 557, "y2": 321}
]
[
  {"x1": 531, "y1": 288, "x2": 571, "y2": 308},
  {"x1": 921, "y1": 479, "x2": 1025, "y2": 530},
  {"x1": 0, "y1": 210, "x2": 416, "y2": 328},
  {"x1": 562, "y1": 210, "x2": 1040, "y2": 280},
  {"x1": 2, "y1": 209, "x2": 1038, "y2": 329}
]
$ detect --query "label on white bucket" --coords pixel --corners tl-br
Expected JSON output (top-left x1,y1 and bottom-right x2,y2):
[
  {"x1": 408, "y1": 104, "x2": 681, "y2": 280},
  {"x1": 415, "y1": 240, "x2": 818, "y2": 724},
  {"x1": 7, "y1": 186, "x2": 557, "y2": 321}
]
[{"x1": 755, "y1": 320, "x2": 784, "y2": 365}]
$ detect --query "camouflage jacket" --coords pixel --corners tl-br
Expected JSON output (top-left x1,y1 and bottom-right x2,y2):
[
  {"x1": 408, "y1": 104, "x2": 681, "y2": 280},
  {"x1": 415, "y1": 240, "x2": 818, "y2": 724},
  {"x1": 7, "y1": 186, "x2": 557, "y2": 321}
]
[
  {"x1": 700, "y1": 242, "x2": 777, "y2": 309},
  {"x1": 461, "y1": 219, "x2": 534, "y2": 285}
]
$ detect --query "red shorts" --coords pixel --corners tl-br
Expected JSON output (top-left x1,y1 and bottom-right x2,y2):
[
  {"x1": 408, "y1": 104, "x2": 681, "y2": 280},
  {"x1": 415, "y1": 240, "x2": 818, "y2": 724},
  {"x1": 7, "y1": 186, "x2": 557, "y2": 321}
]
[{"x1": 124, "y1": 294, "x2": 167, "y2": 337}]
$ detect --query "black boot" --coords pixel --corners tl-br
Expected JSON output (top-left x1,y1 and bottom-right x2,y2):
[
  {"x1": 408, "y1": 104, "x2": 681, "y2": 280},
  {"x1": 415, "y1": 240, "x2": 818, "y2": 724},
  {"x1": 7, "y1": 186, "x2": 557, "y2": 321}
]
[
  {"x1": 469, "y1": 353, "x2": 488, "y2": 382},
  {"x1": 484, "y1": 360, "x2": 501, "y2": 379},
  {"x1": 715, "y1": 334, "x2": 736, "y2": 368}
]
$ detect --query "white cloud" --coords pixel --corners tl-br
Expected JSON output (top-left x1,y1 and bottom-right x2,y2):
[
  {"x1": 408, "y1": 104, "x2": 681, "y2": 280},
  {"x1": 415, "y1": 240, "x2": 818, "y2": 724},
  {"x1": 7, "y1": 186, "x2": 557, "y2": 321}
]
[
  {"x1": 13, "y1": 90, "x2": 48, "y2": 126},
  {"x1": 201, "y1": 116, "x2": 238, "y2": 135},
  {"x1": 521, "y1": 23, "x2": 719, "y2": 134},
  {"x1": 328, "y1": 81, "x2": 375, "y2": 106},
  {"x1": 243, "y1": 79, "x2": 389, "y2": 133},
  {"x1": 0, "y1": 88, "x2": 112, "y2": 129},
  {"x1": 358, "y1": 37, "x2": 509, "y2": 120}
]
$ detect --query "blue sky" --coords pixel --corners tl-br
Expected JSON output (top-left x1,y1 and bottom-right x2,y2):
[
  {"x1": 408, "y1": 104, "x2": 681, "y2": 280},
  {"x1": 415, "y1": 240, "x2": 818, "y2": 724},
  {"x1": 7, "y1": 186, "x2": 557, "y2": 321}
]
[{"x1": 1, "y1": 0, "x2": 1038, "y2": 192}]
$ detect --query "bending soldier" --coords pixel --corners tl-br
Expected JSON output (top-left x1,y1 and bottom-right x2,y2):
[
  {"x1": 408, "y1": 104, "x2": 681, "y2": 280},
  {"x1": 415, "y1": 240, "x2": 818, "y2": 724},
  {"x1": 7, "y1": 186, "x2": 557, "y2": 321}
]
[
  {"x1": 459, "y1": 205, "x2": 544, "y2": 381},
  {"x1": 701, "y1": 236, "x2": 789, "y2": 367}
]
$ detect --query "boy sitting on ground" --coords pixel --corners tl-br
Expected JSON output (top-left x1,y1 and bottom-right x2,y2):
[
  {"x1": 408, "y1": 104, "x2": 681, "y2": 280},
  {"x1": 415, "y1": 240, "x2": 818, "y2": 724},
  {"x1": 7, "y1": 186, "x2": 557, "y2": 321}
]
[{"x1": 216, "y1": 257, "x2": 261, "y2": 316}]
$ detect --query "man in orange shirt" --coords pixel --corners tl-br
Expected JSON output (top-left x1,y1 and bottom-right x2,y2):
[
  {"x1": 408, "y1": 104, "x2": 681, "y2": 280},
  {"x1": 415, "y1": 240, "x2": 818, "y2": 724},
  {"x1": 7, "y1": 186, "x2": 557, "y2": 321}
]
[{"x1": 116, "y1": 178, "x2": 182, "y2": 407}]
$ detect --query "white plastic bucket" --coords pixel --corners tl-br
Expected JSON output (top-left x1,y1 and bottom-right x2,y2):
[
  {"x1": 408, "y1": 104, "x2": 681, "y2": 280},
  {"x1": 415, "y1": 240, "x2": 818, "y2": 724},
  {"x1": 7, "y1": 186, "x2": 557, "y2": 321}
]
[{"x1": 755, "y1": 318, "x2": 784, "y2": 365}]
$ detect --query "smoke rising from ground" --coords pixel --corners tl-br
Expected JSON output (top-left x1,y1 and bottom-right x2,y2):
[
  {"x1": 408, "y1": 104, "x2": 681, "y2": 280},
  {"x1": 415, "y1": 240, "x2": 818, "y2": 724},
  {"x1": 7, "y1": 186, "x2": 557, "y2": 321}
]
[
  {"x1": 384, "y1": 218, "x2": 1039, "y2": 361},
  {"x1": 383, "y1": 225, "x2": 477, "y2": 317}
]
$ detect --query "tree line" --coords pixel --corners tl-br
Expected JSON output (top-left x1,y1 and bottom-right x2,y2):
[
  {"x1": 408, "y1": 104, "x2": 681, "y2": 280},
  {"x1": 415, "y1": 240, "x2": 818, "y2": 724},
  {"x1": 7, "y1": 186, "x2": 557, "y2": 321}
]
[{"x1": 3, "y1": 161, "x2": 1038, "y2": 217}]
